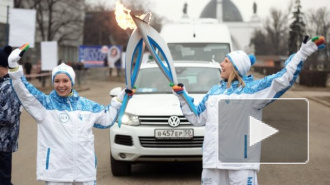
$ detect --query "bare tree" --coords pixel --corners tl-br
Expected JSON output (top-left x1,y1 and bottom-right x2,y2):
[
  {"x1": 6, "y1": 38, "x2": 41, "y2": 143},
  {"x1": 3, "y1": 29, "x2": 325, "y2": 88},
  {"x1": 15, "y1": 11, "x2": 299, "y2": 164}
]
[
  {"x1": 84, "y1": 0, "x2": 165, "y2": 46},
  {"x1": 250, "y1": 30, "x2": 268, "y2": 55},
  {"x1": 305, "y1": 7, "x2": 330, "y2": 62},
  {"x1": 251, "y1": 7, "x2": 291, "y2": 55},
  {"x1": 16, "y1": 0, "x2": 84, "y2": 45},
  {"x1": 83, "y1": 11, "x2": 126, "y2": 46},
  {"x1": 13, "y1": 0, "x2": 24, "y2": 8},
  {"x1": 264, "y1": 8, "x2": 290, "y2": 55}
]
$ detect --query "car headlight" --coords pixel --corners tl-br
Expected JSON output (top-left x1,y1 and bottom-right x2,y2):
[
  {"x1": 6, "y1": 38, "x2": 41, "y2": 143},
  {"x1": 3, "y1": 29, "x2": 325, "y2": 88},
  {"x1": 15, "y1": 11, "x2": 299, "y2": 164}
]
[{"x1": 121, "y1": 113, "x2": 140, "y2": 126}]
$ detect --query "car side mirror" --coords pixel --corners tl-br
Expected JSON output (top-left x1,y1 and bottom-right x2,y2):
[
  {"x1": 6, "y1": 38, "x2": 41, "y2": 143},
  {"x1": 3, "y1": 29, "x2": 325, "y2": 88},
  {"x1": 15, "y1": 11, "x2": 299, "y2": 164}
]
[{"x1": 109, "y1": 87, "x2": 122, "y2": 97}]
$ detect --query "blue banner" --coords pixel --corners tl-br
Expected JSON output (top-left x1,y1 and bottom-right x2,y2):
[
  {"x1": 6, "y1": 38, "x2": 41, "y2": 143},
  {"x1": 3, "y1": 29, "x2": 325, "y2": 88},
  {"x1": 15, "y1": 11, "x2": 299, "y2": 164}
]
[{"x1": 78, "y1": 45, "x2": 122, "y2": 68}]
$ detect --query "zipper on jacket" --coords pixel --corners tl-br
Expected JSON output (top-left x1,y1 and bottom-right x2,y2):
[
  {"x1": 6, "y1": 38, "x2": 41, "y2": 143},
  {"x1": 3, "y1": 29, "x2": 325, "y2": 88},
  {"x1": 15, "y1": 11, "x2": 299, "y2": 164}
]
[
  {"x1": 67, "y1": 99, "x2": 73, "y2": 111},
  {"x1": 67, "y1": 99, "x2": 77, "y2": 180}
]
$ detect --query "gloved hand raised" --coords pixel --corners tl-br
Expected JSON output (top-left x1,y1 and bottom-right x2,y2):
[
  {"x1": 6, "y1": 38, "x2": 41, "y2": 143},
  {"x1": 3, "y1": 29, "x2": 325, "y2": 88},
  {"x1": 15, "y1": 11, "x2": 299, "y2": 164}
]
[
  {"x1": 297, "y1": 36, "x2": 325, "y2": 60},
  {"x1": 170, "y1": 82, "x2": 185, "y2": 95},
  {"x1": 116, "y1": 88, "x2": 136, "y2": 103},
  {"x1": 169, "y1": 82, "x2": 197, "y2": 114},
  {"x1": 8, "y1": 43, "x2": 30, "y2": 69}
]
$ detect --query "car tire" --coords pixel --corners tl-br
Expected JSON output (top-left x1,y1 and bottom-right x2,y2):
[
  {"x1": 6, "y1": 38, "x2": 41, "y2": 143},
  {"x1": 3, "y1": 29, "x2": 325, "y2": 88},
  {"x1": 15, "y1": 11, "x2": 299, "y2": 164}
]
[{"x1": 111, "y1": 155, "x2": 131, "y2": 176}]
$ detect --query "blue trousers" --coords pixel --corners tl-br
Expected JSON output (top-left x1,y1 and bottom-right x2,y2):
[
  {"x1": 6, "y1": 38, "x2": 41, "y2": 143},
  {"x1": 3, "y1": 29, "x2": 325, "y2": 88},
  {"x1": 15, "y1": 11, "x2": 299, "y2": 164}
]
[{"x1": 0, "y1": 152, "x2": 13, "y2": 185}]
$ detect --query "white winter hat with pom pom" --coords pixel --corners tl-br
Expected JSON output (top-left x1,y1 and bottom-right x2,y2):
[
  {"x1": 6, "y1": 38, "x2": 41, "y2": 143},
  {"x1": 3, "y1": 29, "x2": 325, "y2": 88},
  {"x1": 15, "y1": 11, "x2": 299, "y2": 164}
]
[{"x1": 226, "y1": 50, "x2": 256, "y2": 76}]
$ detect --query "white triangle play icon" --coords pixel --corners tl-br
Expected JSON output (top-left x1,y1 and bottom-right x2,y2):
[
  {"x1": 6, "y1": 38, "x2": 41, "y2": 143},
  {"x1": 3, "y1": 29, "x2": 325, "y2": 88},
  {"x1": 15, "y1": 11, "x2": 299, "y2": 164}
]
[{"x1": 249, "y1": 116, "x2": 279, "y2": 147}]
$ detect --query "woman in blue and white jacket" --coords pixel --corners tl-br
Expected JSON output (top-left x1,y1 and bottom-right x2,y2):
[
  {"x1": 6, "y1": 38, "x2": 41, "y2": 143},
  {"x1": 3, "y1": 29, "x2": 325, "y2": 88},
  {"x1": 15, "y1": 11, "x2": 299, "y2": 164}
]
[
  {"x1": 172, "y1": 36, "x2": 325, "y2": 185},
  {"x1": 8, "y1": 47, "x2": 126, "y2": 185}
]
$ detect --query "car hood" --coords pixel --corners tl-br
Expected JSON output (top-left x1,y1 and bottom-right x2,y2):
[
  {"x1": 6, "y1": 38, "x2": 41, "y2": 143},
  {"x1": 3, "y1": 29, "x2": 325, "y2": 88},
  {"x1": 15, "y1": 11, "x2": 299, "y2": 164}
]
[{"x1": 125, "y1": 94, "x2": 205, "y2": 116}]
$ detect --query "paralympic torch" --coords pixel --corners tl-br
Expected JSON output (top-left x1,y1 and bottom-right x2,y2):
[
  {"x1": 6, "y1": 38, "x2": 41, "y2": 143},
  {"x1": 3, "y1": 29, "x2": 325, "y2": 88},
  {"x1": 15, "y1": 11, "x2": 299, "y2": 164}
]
[
  {"x1": 130, "y1": 14, "x2": 198, "y2": 115},
  {"x1": 115, "y1": 2, "x2": 197, "y2": 127}
]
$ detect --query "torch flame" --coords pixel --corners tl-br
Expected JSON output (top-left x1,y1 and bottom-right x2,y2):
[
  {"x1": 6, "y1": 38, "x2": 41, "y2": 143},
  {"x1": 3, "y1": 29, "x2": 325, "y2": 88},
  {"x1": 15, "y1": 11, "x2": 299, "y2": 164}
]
[{"x1": 115, "y1": 1, "x2": 148, "y2": 30}]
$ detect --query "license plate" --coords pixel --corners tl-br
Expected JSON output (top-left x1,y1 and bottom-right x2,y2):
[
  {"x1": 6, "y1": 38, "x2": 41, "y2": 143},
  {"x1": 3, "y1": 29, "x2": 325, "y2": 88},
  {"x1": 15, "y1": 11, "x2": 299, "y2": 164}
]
[{"x1": 155, "y1": 129, "x2": 194, "y2": 139}]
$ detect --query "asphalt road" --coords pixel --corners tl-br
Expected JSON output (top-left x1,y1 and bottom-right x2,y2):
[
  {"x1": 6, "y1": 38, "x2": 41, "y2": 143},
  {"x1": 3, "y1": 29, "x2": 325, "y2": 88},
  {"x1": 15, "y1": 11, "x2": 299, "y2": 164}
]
[{"x1": 11, "y1": 79, "x2": 330, "y2": 185}]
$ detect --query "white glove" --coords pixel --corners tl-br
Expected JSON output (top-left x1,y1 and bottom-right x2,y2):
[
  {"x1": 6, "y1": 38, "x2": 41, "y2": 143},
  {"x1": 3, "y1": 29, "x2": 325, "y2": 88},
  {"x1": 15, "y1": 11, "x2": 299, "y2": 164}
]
[
  {"x1": 116, "y1": 89, "x2": 127, "y2": 103},
  {"x1": 170, "y1": 83, "x2": 185, "y2": 95},
  {"x1": 8, "y1": 43, "x2": 29, "y2": 69},
  {"x1": 8, "y1": 48, "x2": 21, "y2": 68},
  {"x1": 297, "y1": 36, "x2": 325, "y2": 60},
  {"x1": 170, "y1": 83, "x2": 188, "y2": 103}
]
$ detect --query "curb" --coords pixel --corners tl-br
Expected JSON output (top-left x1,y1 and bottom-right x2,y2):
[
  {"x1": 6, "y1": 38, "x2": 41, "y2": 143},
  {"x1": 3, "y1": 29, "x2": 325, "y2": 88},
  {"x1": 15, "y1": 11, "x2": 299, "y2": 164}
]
[
  {"x1": 75, "y1": 87, "x2": 90, "y2": 92},
  {"x1": 307, "y1": 96, "x2": 330, "y2": 108},
  {"x1": 291, "y1": 86, "x2": 330, "y2": 92}
]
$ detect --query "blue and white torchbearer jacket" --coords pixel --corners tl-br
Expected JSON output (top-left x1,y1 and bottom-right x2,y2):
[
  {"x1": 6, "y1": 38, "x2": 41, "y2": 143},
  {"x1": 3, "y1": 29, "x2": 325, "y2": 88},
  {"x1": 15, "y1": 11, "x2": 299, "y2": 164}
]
[
  {"x1": 178, "y1": 53, "x2": 304, "y2": 171},
  {"x1": 9, "y1": 66, "x2": 121, "y2": 182}
]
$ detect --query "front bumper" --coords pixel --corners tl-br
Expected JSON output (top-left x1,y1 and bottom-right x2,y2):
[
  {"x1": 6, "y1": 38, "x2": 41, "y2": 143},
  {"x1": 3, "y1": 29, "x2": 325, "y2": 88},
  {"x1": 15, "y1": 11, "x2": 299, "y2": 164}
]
[{"x1": 110, "y1": 124, "x2": 204, "y2": 162}]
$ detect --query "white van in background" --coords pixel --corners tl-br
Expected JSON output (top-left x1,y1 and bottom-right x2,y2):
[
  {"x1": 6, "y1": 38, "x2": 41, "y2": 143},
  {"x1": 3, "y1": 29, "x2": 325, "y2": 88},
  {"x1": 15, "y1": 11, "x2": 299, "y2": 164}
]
[{"x1": 160, "y1": 18, "x2": 233, "y2": 62}]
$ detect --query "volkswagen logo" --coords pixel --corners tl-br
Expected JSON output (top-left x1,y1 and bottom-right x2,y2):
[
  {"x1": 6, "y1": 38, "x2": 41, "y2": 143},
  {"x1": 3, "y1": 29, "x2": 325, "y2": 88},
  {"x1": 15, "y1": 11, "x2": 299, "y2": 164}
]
[{"x1": 168, "y1": 116, "x2": 180, "y2": 127}]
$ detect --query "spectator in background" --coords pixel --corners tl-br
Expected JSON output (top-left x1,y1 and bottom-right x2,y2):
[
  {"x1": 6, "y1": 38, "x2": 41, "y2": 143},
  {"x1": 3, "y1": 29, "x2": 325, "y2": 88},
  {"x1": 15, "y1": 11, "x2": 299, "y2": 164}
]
[
  {"x1": 74, "y1": 61, "x2": 84, "y2": 86},
  {"x1": 120, "y1": 46, "x2": 126, "y2": 77},
  {"x1": 67, "y1": 61, "x2": 73, "y2": 67},
  {"x1": 103, "y1": 56, "x2": 108, "y2": 67},
  {"x1": 107, "y1": 46, "x2": 121, "y2": 77},
  {"x1": 36, "y1": 60, "x2": 41, "y2": 82},
  {"x1": 0, "y1": 45, "x2": 22, "y2": 185},
  {"x1": 23, "y1": 59, "x2": 32, "y2": 81},
  {"x1": 58, "y1": 59, "x2": 62, "y2": 65},
  {"x1": 114, "y1": 57, "x2": 121, "y2": 77}
]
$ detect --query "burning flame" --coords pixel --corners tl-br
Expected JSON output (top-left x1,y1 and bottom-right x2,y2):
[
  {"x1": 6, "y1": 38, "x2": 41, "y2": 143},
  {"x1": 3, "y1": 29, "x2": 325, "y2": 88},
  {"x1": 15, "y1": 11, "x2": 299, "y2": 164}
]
[{"x1": 115, "y1": 1, "x2": 148, "y2": 30}]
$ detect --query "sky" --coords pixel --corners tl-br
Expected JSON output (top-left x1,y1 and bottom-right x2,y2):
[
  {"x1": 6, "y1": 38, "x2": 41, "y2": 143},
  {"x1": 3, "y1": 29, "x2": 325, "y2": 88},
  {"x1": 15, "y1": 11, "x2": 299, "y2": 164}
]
[
  {"x1": 86, "y1": 0, "x2": 329, "y2": 22},
  {"x1": 154, "y1": 0, "x2": 329, "y2": 22}
]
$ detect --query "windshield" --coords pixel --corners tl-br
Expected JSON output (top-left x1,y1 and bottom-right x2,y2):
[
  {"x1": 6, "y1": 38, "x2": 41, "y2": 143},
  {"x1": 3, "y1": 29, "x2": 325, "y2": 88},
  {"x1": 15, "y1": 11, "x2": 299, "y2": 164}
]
[
  {"x1": 135, "y1": 67, "x2": 221, "y2": 94},
  {"x1": 168, "y1": 43, "x2": 230, "y2": 62}
]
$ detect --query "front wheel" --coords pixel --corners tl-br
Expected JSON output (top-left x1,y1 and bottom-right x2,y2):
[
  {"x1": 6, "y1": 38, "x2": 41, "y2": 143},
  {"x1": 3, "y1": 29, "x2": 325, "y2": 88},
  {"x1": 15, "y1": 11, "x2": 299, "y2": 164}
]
[{"x1": 110, "y1": 155, "x2": 131, "y2": 176}]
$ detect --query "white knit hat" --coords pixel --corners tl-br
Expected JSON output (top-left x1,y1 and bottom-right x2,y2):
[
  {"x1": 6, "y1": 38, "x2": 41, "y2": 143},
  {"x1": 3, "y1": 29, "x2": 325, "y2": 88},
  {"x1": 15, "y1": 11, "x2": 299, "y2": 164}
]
[
  {"x1": 52, "y1": 63, "x2": 76, "y2": 86},
  {"x1": 226, "y1": 50, "x2": 256, "y2": 76}
]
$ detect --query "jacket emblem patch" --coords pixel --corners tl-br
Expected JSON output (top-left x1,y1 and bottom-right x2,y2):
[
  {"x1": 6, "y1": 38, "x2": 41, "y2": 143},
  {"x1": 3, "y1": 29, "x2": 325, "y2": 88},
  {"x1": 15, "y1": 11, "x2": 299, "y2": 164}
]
[{"x1": 59, "y1": 113, "x2": 69, "y2": 123}]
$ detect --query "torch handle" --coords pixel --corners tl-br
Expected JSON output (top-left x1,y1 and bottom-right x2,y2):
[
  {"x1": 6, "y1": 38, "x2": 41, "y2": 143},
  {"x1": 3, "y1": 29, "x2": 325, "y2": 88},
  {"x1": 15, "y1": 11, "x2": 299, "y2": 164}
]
[
  {"x1": 303, "y1": 35, "x2": 309, "y2": 44},
  {"x1": 117, "y1": 94, "x2": 129, "y2": 128}
]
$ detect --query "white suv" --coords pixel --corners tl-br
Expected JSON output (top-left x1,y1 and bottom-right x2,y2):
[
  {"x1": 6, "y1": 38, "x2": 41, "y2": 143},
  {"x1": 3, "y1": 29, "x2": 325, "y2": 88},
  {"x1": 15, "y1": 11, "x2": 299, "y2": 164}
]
[{"x1": 109, "y1": 61, "x2": 221, "y2": 176}]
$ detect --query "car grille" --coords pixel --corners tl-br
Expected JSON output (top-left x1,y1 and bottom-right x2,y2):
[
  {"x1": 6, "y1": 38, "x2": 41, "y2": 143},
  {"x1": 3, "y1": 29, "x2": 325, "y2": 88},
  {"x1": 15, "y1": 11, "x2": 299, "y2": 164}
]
[
  {"x1": 139, "y1": 136, "x2": 203, "y2": 148},
  {"x1": 139, "y1": 115, "x2": 191, "y2": 125},
  {"x1": 115, "y1": 134, "x2": 133, "y2": 146}
]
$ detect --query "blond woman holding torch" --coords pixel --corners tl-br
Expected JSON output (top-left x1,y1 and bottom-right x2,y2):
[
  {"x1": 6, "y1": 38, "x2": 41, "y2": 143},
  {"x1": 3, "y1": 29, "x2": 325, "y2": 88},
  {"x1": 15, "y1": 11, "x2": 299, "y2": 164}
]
[{"x1": 172, "y1": 36, "x2": 325, "y2": 185}]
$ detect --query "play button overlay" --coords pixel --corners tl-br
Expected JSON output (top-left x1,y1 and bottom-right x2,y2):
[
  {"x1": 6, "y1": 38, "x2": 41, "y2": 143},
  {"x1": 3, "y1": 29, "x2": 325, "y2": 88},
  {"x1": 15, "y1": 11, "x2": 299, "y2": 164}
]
[
  {"x1": 217, "y1": 98, "x2": 308, "y2": 164},
  {"x1": 249, "y1": 116, "x2": 278, "y2": 147}
]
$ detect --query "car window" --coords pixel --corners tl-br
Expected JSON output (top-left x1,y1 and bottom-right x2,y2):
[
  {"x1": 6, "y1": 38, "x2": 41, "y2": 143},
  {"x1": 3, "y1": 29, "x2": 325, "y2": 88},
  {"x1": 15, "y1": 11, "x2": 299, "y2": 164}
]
[
  {"x1": 167, "y1": 43, "x2": 230, "y2": 62},
  {"x1": 135, "y1": 67, "x2": 220, "y2": 94}
]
